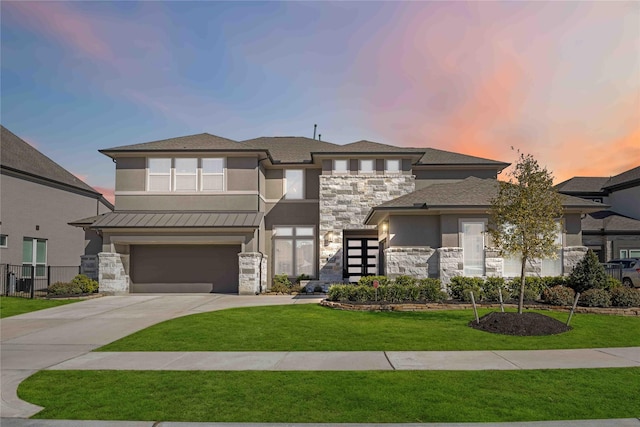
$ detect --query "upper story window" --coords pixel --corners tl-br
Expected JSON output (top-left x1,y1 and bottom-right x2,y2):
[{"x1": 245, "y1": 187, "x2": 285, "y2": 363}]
[
  {"x1": 284, "y1": 169, "x2": 304, "y2": 200},
  {"x1": 148, "y1": 158, "x2": 172, "y2": 191},
  {"x1": 23, "y1": 237, "x2": 47, "y2": 277},
  {"x1": 0, "y1": 234, "x2": 7, "y2": 248},
  {"x1": 385, "y1": 159, "x2": 401, "y2": 174},
  {"x1": 359, "y1": 159, "x2": 375, "y2": 174},
  {"x1": 147, "y1": 158, "x2": 225, "y2": 192},
  {"x1": 333, "y1": 159, "x2": 349, "y2": 175}
]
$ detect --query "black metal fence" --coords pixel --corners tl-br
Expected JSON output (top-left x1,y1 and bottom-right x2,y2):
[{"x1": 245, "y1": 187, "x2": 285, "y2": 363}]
[
  {"x1": 1, "y1": 264, "x2": 80, "y2": 299},
  {"x1": 602, "y1": 263, "x2": 623, "y2": 281}
]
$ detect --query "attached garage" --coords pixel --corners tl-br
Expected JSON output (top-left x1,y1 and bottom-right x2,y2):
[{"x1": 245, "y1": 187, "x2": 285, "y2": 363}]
[{"x1": 130, "y1": 244, "x2": 240, "y2": 293}]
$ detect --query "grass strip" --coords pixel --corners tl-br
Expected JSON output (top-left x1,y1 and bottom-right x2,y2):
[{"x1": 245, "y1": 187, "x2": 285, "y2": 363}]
[
  {"x1": 20, "y1": 368, "x2": 640, "y2": 422},
  {"x1": 0, "y1": 296, "x2": 78, "y2": 318},
  {"x1": 98, "y1": 304, "x2": 640, "y2": 351}
]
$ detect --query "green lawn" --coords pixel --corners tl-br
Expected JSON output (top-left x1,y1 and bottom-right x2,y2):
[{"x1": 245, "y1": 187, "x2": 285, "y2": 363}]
[
  {"x1": 98, "y1": 304, "x2": 640, "y2": 351},
  {"x1": 0, "y1": 296, "x2": 78, "y2": 318},
  {"x1": 20, "y1": 368, "x2": 640, "y2": 422}
]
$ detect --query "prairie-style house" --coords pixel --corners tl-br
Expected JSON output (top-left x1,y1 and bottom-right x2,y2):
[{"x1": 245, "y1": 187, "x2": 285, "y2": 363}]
[{"x1": 88, "y1": 133, "x2": 602, "y2": 294}]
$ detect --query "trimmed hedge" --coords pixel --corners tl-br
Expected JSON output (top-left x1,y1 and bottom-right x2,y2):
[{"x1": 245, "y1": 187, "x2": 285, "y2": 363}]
[
  {"x1": 47, "y1": 274, "x2": 98, "y2": 296},
  {"x1": 327, "y1": 277, "x2": 446, "y2": 303},
  {"x1": 542, "y1": 285, "x2": 575, "y2": 306},
  {"x1": 610, "y1": 287, "x2": 640, "y2": 307},
  {"x1": 579, "y1": 288, "x2": 611, "y2": 308}
]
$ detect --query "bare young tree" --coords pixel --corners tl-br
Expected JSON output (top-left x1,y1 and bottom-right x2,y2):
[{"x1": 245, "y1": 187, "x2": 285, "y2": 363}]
[{"x1": 489, "y1": 151, "x2": 563, "y2": 314}]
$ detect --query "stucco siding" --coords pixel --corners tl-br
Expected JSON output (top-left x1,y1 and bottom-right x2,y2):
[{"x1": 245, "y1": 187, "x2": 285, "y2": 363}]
[
  {"x1": 115, "y1": 157, "x2": 146, "y2": 191},
  {"x1": 0, "y1": 173, "x2": 104, "y2": 266},
  {"x1": 265, "y1": 169, "x2": 284, "y2": 200},
  {"x1": 227, "y1": 157, "x2": 258, "y2": 191},
  {"x1": 608, "y1": 186, "x2": 640, "y2": 219},
  {"x1": 564, "y1": 213, "x2": 583, "y2": 246},
  {"x1": 115, "y1": 194, "x2": 259, "y2": 211},
  {"x1": 389, "y1": 215, "x2": 440, "y2": 247}
]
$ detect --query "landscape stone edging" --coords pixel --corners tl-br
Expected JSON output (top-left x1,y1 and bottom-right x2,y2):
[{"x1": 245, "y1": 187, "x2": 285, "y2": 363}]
[{"x1": 321, "y1": 300, "x2": 640, "y2": 316}]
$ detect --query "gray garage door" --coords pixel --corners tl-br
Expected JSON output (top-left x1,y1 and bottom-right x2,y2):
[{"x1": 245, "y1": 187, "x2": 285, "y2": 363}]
[{"x1": 130, "y1": 245, "x2": 239, "y2": 293}]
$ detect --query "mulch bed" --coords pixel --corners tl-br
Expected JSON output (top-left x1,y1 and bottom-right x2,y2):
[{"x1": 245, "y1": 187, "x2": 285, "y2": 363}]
[{"x1": 469, "y1": 311, "x2": 571, "y2": 336}]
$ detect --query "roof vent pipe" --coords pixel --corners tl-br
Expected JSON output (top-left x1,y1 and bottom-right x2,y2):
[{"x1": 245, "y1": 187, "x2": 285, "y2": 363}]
[
  {"x1": 313, "y1": 124, "x2": 317, "y2": 140},
  {"x1": 318, "y1": 134, "x2": 321, "y2": 141}
]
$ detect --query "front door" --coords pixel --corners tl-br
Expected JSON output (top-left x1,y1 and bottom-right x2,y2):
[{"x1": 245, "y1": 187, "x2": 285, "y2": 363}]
[{"x1": 344, "y1": 237, "x2": 378, "y2": 283}]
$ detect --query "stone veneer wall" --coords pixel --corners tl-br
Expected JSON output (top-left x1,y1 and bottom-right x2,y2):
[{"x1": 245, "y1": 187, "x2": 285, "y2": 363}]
[
  {"x1": 238, "y1": 252, "x2": 268, "y2": 295},
  {"x1": 563, "y1": 246, "x2": 588, "y2": 274},
  {"x1": 98, "y1": 252, "x2": 129, "y2": 294},
  {"x1": 384, "y1": 247, "x2": 437, "y2": 279},
  {"x1": 437, "y1": 247, "x2": 463, "y2": 285},
  {"x1": 319, "y1": 174, "x2": 415, "y2": 282},
  {"x1": 484, "y1": 249, "x2": 503, "y2": 278}
]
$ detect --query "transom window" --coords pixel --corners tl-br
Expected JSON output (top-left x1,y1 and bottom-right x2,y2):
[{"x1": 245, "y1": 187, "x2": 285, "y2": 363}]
[
  {"x1": 147, "y1": 158, "x2": 225, "y2": 192},
  {"x1": 284, "y1": 169, "x2": 304, "y2": 200},
  {"x1": 273, "y1": 226, "x2": 315, "y2": 277},
  {"x1": 385, "y1": 159, "x2": 401, "y2": 174},
  {"x1": 333, "y1": 159, "x2": 349, "y2": 174},
  {"x1": 359, "y1": 159, "x2": 375, "y2": 174},
  {"x1": 620, "y1": 249, "x2": 640, "y2": 258}
]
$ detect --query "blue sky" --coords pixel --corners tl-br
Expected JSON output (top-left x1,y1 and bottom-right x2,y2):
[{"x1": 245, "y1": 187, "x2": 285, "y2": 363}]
[{"x1": 2, "y1": 1, "x2": 638, "y2": 201}]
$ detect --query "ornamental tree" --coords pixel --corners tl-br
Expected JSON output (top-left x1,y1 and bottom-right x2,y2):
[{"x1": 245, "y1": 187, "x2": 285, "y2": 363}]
[{"x1": 488, "y1": 151, "x2": 563, "y2": 314}]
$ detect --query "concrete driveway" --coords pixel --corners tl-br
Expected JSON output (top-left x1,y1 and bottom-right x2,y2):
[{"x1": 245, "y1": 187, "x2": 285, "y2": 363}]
[{"x1": 1, "y1": 294, "x2": 322, "y2": 418}]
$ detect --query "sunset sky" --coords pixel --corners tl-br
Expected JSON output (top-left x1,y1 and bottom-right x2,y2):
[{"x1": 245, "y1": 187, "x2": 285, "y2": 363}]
[{"x1": 2, "y1": 1, "x2": 638, "y2": 203}]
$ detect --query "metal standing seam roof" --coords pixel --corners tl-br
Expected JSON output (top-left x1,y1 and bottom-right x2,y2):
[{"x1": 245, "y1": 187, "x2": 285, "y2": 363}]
[{"x1": 91, "y1": 212, "x2": 263, "y2": 228}]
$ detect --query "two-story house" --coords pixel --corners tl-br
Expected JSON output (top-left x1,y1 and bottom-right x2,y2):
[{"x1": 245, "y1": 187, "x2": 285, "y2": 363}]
[
  {"x1": 90, "y1": 133, "x2": 602, "y2": 294},
  {"x1": 556, "y1": 166, "x2": 640, "y2": 261},
  {"x1": 0, "y1": 126, "x2": 113, "y2": 283}
]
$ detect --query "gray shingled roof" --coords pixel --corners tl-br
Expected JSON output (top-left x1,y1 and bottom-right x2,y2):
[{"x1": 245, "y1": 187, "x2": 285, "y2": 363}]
[
  {"x1": 375, "y1": 177, "x2": 605, "y2": 209},
  {"x1": 91, "y1": 211, "x2": 263, "y2": 228},
  {"x1": 555, "y1": 177, "x2": 610, "y2": 193},
  {"x1": 336, "y1": 140, "x2": 420, "y2": 154},
  {"x1": 1, "y1": 125, "x2": 101, "y2": 195},
  {"x1": 242, "y1": 136, "x2": 340, "y2": 163},
  {"x1": 100, "y1": 133, "x2": 245, "y2": 154},
  {"x1": 582, "y1": 210, "x2": 640, "y2": 233},
  {"x1": 417, "y1": 148, "x2": 510, "y2": 166},
  {"x1": 603, "y1": 166, "x2": 640, "y2": 190}
]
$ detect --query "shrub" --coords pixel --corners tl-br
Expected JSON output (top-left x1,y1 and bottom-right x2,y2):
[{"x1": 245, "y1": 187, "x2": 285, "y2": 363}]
[
  {"x1": 47, "y1": 281, "x2": 83, "y2": 296},
  {"x1": 417, "y1": 279, "x2": 447, "y2": 302},
  {"x1": 327, "y1": 285, "x2": 348, "y2": 301},
  {"x1": 568, "y1": 249, "x2": 608, "y2": 293},
  {"x1": 542, "y1": 285, "x2": 575, "y2": 306},
  {"x1": 270, "y1": 282, "x2": 290, "y2": 294},
  {"x1": 610, "y1": 287, "x2": 640, "y2": 307},
  {"x1": 449, "y1": 276, "x2": 484, "y2": 302},
  {"x1": 540, "y1": 276, "x2": 567, "y2": 288},
  {"x1": 271, "y1": 274, "x2": 296, "y2": 294},
  {"x1": 357, "y1": 276, "x2": 390, "y2": 287},
  {"x1": 295, "y1": 274, "x2": 311, "y2": 284},
  {"x1": 393, "y1": 275, "x2": 417, "y2": 287},
  {"x1": 507, "y1": 277, "x2": 544, "y2": 301},
  {"x1": 605, "y1": 276, "x2": 622, "y2": 291},
  {"x1": 353, "y1": 286, "x2": 375, "y2": 302},
  {"x1": 482, "y1": 277, "x2": 507, "y2": 302},
  {"x1": 71, "y1": 274, "x2": 99, "y2": 293},
  {"x1": 579, "y1": 288, "x2": 611, "y2": 307}
]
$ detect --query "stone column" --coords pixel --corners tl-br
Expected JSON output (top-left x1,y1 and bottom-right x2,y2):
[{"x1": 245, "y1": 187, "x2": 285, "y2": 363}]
[
  {"x1": 384, "y1": 247, "x2": 436, "y2": 279},
  {"x1": 98, "y1": 252, "x2": 129, "y2": 294},
  {"x1": 484, "y1": 249, "x2": 504, "y2": 278},
  {"x1": 563, "y1": 246, "x2": 588, "y2": 275},
  {"x1": 438, "y1": 247, "x2": 463, "y2": 286},
  {"x1": 238, "y1": 252, "x2": 267, "y2": 295}
]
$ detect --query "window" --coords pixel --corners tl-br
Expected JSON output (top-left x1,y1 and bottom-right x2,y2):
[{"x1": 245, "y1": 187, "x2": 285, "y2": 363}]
[
  {"x1": 148, "y1": 158, "x2": 225, "y2": 192},
  {"x1": 284, "y1": 169, "x2": 304, "y2": 200},
  {"x1": 23, "y1": 238, "x2": 46, "y2": 277},
  {"x1": 621, "y1": 249, "x2": 640, "y2": 258},
  {"x1": 461, "y1": 221, "x2": 485, "y2": 276},
  {"x1": 174, "y1": 158, "x2": 198, "y2": 191},
  {"x1": 148, "y1": 158, "x2": 171, "y2": 191},
  {"x1": 359, "y1": 159, "x2": 375, "y2": 174},
  {"x1": 273, "y1": 226, "x2": 315, "y2": 277},
  {"x1": 385, "y1": 159, "x2": 401, "y2": 174},
  {"x1": 0, "y1": 234, "x2": 7, "y2": 248},
  {"x1": 202, "y1": 158, "x2": 224, "y2": 191},
  {"x1": 541, "y1": 226, "x2": 563, "y2": 276},
  {"x1": 333, "y1": 159, "x2": 349, "y2": 174}
]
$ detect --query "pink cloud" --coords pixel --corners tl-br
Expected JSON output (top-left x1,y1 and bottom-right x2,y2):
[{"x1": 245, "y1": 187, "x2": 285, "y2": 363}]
[
  {"x1": 5, "y1": 1, "x2": 114, "y2": 61},
  {"x1": 93, "y1": 186, "x2": 115, "y2": 205}
]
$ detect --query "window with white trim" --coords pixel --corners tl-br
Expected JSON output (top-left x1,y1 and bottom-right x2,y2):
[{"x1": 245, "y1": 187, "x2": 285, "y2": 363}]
[
  {"x1": 148, "y1": 158, "x2": 171, "y2": 191},
  {"x1": 333, "y1": 159, "x2": 349, "y2": 174},
  {"x1": 385, "y1": 159, "x2": 401, "y2": 174},
  {"x1": 503, "y1": 222, "x2": 563, "y2": 277},
  {"x1": 461, "y1": 221, "x2": 485, "y2": 276},
  {"x1": 284, "y1": 169, "x2": 304, "y2": 200},
  {"x1": 174, "y1": 158, "x2": 198, "y2": 191},
  {"x1": 359, "y1": 159, "x2": 375, "y2": 174},
  {"x1": 0, "y1": 234, "x2": 7, "y2": 248},
  {"x1": 621, "y1": 249, "x2": 640, "y2": 258},
  {"x1": 201, "y1": 158, "x2": 224, "y2": 191},
  {"x1": 23, "y1": 238, "x2": 46, "y2": 277},
  {"x1": 273, "y1": 226, "x2": 315, "y2": 277}
]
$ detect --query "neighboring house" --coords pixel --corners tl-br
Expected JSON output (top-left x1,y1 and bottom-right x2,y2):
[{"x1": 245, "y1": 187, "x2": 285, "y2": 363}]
[
  {"x1": 90, "y1": 133, "x2": 600, "y2": 295},
  {"x1": 0, "y1": 126, "x2": 113, "y2": 280},
  {"x1": 556, "y1": 166, "x2": 640, "y2": 261}
]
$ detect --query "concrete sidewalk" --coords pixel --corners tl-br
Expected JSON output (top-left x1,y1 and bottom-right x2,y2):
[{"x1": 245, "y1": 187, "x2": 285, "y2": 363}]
[
  {"x1": 46, "y1": 347, "x2": 640, "y2": 371},
  {"x1": 2, "y1": 419, "x2": 640, "y2": 427}
]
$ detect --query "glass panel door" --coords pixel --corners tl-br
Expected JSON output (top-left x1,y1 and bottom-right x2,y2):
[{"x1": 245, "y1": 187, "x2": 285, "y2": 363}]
[{"x1": 462, "y1": 222, "x2": 484, "y2": 276}]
